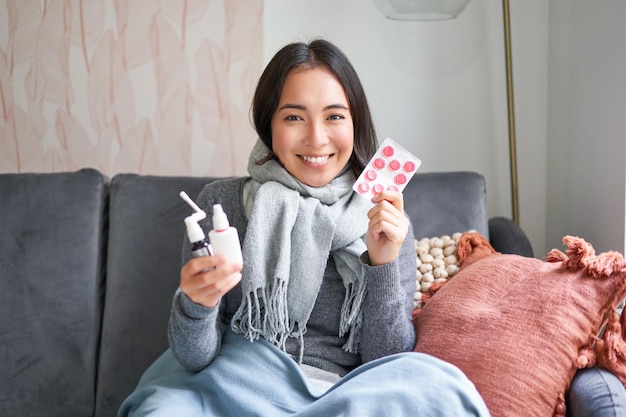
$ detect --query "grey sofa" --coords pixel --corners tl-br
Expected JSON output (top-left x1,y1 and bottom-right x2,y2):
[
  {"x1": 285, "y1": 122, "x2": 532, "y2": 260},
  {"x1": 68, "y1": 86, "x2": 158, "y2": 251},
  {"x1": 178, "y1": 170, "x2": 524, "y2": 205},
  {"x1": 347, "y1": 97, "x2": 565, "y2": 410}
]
[{"x1": 0, "y1": 168, "x2": 533, "y2": 417}]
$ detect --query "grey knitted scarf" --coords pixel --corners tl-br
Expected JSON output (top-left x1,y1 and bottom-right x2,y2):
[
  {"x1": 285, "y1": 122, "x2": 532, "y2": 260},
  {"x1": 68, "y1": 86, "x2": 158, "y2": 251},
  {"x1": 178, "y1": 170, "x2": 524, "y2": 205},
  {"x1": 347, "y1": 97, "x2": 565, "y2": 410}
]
[{"x1": 231, "y1": 140, "x2": 369, "y2": 354}]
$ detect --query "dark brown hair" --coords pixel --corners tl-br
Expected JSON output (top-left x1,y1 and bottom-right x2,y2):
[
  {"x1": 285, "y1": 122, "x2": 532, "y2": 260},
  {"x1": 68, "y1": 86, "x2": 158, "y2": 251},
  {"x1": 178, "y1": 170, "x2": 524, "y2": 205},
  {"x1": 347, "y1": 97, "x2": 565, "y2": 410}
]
[{"x1": 251, "y1": 39, "x2": 378, "y2": 176}]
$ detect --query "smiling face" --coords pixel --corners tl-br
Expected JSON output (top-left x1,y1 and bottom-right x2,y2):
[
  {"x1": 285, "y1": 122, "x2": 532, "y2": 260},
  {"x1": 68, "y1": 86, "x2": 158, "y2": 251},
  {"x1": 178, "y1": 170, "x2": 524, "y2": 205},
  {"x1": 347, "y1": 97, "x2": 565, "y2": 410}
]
[{"x1": 270, "y1": 67, "x2": 354, "y2": 187}]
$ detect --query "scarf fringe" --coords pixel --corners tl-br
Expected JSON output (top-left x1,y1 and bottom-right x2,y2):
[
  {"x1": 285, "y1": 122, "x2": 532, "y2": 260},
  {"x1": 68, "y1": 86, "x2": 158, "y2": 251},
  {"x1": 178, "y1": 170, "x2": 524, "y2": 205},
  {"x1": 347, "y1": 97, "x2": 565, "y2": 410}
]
[
  {"x1": 340, "y1": 279, "x2": 368, "y2": 353},
  {"x1": 231, "y1": 276, "x2": 367, "y2": 354},
  {"x1": 231, "y1": 280, "x2": 293, "y2": 351}
]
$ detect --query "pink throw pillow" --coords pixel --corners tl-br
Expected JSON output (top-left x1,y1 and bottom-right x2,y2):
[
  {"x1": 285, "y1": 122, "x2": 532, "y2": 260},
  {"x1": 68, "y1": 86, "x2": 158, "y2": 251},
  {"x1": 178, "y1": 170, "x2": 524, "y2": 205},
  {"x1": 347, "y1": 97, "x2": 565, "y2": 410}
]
[{"x1": 413, "y1": 234, "x2": 626, "y2": 417}]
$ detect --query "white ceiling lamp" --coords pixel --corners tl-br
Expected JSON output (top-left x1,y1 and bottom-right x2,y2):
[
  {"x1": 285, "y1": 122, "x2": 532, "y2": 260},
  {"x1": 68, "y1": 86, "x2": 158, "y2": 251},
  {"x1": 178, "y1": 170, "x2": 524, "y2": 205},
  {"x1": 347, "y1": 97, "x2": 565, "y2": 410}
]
[{"x1": 373, "y1": 0, "x2": 471, "y2": 21}]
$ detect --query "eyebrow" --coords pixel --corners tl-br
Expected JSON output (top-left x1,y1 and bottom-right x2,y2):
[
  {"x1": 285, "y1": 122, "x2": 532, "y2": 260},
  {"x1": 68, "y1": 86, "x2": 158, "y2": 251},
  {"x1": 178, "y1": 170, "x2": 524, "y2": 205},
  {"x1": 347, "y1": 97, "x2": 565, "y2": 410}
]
[{"x1": 277, "y1": 103, "x2": 349, "y2": 111}]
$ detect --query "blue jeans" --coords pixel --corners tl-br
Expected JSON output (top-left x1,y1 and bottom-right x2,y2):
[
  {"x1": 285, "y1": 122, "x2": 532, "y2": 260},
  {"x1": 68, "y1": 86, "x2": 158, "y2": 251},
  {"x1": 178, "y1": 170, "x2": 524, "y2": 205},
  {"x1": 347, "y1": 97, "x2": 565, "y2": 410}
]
[{"x1": 567, "y1": 368, "x2": 626, "y2": 417}]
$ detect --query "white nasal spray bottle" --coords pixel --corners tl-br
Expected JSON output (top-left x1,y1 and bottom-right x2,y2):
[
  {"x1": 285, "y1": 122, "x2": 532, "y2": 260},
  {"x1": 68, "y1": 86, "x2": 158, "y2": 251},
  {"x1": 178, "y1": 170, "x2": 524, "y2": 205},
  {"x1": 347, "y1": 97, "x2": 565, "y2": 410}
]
[
  {"x1": 179, "y1": 191, "x2": 211, "y2": 258},
  {"x1": 208, "y1": 204, "x2": 243, "y2": 264}
]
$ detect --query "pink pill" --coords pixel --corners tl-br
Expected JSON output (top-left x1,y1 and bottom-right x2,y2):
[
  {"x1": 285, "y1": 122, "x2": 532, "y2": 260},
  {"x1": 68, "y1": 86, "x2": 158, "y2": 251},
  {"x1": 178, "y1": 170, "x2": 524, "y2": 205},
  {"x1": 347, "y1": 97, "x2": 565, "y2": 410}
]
[
  {"x1": 389, "y1": 159, "x2": 401, "y2": 171},
  {"x1": 388, "y1": 185, "x2": 399, "y2": 192},
  {"x1": 382, "y1": 146, "x2": 394, "y2": 157},
  {"x1": 357, "y1": 182, "x2": 370, "y2": 193},
  {"x1": 403, "y1": 161, "x2": 416, "y2": 172},
  {"x1": 373, "y1": 183, "x2": 384, "y2": 194},
  {"x1": 365, "y1": 169, "x2": 377, "y2": 181},
  {"x1": 394, "y1": 173, "x2": 407, "y2": 185},
  {"x1": 373, "y1": 158, "x2": 385, "y2": 169}
]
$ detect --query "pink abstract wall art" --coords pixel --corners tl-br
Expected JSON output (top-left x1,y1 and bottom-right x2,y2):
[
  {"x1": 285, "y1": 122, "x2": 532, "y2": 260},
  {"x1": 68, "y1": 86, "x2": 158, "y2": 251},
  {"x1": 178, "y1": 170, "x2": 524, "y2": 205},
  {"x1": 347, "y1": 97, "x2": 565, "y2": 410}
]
[{"x1": 0, "y1": 0, "x2": 263, "y2": 176}]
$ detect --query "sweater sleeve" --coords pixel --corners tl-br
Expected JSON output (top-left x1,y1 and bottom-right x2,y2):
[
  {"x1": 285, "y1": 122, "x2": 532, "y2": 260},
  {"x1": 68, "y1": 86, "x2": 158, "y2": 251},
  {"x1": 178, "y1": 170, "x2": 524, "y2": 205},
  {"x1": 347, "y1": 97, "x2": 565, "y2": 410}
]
[
  {"x1": 167, "y1": 178, "x2": 247, "y2": 372},
  {"x1": 167, "y1": 290, "x2": 224, "y2": 372},
  {"x1": 359, "y1": 219, "x2": 417, "y2": 363}
]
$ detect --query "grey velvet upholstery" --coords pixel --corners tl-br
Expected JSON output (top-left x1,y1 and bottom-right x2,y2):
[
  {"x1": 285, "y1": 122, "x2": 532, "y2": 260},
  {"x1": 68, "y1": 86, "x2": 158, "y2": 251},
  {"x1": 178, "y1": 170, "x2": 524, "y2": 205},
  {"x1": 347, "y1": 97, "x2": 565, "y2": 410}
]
[
  {"x1": 489, "y1": 216, "x2": 534, "y2": 257},
  {"x1": 0, "y1": 169, "x2": 108, "y2": 417},
  {"x1": 403, "y1": 171, "x2": 488, "y2": 239},
  {"x1": 95, "y1": 174, "x2": 217, "y2": 417},
  {"x1": 0, "y1": 169, "x2": 534, "y2": 417}
]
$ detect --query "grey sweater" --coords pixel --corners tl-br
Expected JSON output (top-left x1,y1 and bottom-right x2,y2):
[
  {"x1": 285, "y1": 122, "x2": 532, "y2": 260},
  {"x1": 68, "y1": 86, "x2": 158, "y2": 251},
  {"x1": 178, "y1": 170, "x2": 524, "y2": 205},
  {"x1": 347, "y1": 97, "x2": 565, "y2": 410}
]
[{"x1": 168, "y1": 177, "x2": 417, "y2": 376}]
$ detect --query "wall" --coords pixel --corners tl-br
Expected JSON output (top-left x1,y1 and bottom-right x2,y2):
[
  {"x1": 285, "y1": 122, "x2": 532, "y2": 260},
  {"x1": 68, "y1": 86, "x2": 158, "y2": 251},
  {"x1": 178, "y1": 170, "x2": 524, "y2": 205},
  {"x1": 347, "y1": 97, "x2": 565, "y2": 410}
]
[
  {"x1": 546, "y1": 1, "x2": 626, "y2": 254},
  {"x1": 0, "y1": 0, "x2": 262, "y2": 177}
]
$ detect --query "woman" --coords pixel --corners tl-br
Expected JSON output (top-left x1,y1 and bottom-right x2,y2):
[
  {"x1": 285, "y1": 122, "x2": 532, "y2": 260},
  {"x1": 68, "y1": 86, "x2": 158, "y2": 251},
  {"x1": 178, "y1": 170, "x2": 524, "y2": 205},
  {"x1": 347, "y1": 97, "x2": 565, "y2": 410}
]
[{"x1": 117, "y1": 39, "x2": 490, "y2": 416}]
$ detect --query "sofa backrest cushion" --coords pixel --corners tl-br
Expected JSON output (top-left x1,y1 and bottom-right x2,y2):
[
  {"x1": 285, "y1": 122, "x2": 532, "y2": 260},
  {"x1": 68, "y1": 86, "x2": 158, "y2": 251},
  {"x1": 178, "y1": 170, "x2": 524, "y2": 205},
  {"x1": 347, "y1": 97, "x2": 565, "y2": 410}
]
[
  {"x1": 0, "y1": 169, "x2": 108, "y2": 417},
  {"x1": 95, "y1": 174, "x2": 217, "y2": 417},
  {"x1": 403, "y1": 171, "x2": 488, "y2": 239}
]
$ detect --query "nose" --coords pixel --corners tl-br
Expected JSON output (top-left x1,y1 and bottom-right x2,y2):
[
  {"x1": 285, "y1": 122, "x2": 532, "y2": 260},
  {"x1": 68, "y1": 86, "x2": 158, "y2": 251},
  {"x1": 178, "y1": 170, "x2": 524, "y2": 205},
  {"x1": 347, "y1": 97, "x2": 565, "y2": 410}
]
[{"x1": 305, "y1": 120, "x2": 329, "y2": 148}]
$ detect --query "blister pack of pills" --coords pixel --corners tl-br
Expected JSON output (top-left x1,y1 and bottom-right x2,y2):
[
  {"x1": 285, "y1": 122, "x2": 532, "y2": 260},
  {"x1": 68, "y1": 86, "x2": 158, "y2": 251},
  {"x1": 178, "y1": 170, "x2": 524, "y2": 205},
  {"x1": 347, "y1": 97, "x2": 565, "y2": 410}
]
[{"x1": 353, "y1": 137, "x2": 422, "y2": 199}]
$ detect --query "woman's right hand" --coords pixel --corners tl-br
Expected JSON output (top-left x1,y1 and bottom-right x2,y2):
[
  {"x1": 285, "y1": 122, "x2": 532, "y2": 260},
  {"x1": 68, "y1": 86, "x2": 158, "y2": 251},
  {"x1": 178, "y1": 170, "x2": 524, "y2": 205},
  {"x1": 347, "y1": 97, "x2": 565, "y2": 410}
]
[{"x1": 180, "y1": 255, "x2": 243, "y2": 308}]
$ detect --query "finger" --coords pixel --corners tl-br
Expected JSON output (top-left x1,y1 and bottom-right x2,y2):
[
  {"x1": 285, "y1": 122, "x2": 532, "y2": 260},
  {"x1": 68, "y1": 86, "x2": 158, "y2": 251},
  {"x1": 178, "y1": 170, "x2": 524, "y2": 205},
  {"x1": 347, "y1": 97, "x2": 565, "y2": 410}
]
[
  {"x1": 183, "y1": 255, "x2": 227, "y2": 275},
  {"x1": 368, "y1": 206, "x2": 410, "y2": 241},
  {"x1": 371, "y1": 190, "x2": 404, "y2": 212},
  {"x1": 368, "y1": 195, "x2": 403, "y2": 222},
  {"x1": 368, "y1": 201, "x2": 403, "y2": 229},
  {"x1": 201, "y1": 271, "x2": 242, "y2": 305},
  {"x1": 181, "y1": 262, "x2": 242, "y2": 307},
  {"x1": 185, "y1": 259, "x2": 241, "y2": 288},
  {"x1": 181, "y1": 256, "x2": 230, "y2": 294},
  {"x1": 369, "y1": 219, "x2": 404, "y2": 242}
]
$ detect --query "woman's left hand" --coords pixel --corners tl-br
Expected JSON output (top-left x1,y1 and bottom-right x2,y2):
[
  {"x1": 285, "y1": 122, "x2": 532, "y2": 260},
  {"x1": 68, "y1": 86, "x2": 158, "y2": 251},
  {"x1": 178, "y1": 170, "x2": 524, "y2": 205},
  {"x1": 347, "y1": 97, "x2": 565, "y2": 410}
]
[{"x1": 365, "y1": 190, "x2": 410, "y2": 266}]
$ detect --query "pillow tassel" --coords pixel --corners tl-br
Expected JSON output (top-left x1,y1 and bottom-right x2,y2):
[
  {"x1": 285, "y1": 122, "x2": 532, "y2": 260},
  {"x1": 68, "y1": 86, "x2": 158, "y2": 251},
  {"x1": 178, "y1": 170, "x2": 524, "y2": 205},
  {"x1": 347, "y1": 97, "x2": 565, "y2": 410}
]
[
  {"x1": 553, "y1": 393, "x2": 566, "y2": 417},
  {"x1": 574, "y1": 344, "x2": 597, "y2": 369},
  {"x1": 455, "y1": 232, "x2": 497, "y2": 268},
  {"x1": 545, "y1": 248, "x2": 567, "y2": 263},
  {"x1": 562, "y1": 235, "x2": 595, "y2": 270},
  {"x1": 584, "y1": 251, "x2": 626, "y2": 279},
  {"x1": 596, "y1": 307, "x2": 626, "y2": 388}
]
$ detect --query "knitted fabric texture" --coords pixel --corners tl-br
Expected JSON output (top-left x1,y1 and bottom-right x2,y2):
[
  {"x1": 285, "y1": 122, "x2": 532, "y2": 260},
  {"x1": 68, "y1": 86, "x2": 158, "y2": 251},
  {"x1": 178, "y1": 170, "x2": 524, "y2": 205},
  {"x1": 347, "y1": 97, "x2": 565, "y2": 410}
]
[
  {"x1": 414, "y1": 233, "x2": 626, "y2": 417},
  {"x1": 413, "y1": 232, "x2": 470, "y2": 309},
  {"x1": 231, "y1": 140, "x2": 370, "y2": 353}
]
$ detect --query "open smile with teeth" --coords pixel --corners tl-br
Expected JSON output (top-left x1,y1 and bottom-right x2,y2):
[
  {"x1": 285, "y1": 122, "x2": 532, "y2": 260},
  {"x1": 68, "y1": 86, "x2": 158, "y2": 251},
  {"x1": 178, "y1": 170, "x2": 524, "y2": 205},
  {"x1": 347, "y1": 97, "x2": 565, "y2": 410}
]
[{"x1": 300, "y1": 154, "x2": 331, "y2": 164}]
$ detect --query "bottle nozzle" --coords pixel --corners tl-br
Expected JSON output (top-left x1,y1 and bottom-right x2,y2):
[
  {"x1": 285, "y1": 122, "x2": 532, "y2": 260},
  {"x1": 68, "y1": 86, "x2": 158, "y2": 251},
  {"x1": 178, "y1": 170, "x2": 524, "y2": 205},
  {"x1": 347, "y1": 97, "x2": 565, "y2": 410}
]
[
  {"x1": 212, "y1": 204, "x2": 230, "y2": 231},
  {"x1": 180, "y1": 191, "x2": 206, "y2": 243},
  {"x1": 180, "y1": 191, "x2": 204, "y2": 216}
]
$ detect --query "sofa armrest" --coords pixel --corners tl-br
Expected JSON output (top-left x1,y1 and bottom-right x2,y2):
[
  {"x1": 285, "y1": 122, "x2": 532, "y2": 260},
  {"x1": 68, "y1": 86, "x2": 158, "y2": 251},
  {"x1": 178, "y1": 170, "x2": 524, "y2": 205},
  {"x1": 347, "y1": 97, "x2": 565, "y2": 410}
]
[
  {"x1": 488, "y1": 216, "x2": 534, "y2": 257},
  {"x1": 0, "y1": 169, "x2": 108, "y2": 416}
]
